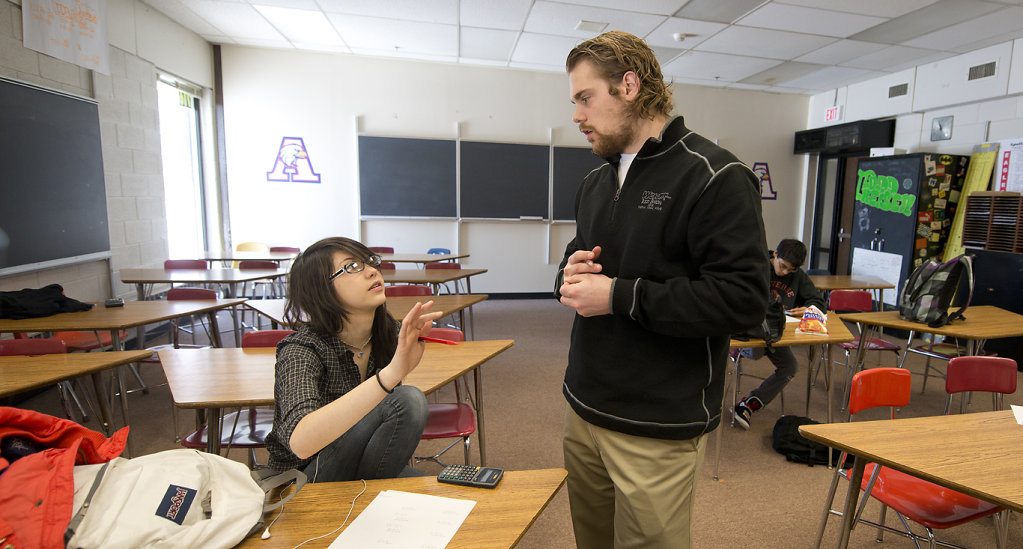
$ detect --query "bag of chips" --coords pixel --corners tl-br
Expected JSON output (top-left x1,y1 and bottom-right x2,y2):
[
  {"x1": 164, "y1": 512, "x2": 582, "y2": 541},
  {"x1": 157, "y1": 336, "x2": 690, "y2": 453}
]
[{"x1": 795, "y1": 306, "x2": 828, "y2": 336}]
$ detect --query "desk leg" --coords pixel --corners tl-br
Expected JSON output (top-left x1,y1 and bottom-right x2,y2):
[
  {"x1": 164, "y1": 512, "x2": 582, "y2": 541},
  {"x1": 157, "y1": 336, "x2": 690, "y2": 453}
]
[
  {"x1": 837, "y1": 457, "x2": 865, "y2": 548},
  {"x1": 224, "y1": 284, "x2": 242, "y2": 343},
  {"x1": 89, "y1": 371, "x2": 114, "y2": 436},
  {"x1": 135, "y1": 283, "x2": 145, "y2": 301},
  {"x1": 473, "y1": 368, "x2": 486, "y2": 466},
  {"x1": 207, "y1": 311, "x2": 223, "y2": 348},
  {"x1": 712, "y1": 357, "x2": 736, "y2": 482},
  {"x1": 111, "y1": 330, "x2": 135, "y2": 458},
  {"x1": 208, "y1": 406, "x2": 222, "y2": 454}
]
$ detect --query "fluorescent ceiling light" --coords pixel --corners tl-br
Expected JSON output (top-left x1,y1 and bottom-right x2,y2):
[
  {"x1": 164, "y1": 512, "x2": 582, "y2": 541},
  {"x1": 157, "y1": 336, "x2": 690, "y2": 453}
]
[{"x1": 253, "y1": 5, "x2": 346, "y2": 47}]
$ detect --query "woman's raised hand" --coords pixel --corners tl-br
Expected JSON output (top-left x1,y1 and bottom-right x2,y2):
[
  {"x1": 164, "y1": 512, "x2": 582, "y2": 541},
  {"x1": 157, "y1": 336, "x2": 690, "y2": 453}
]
[{"x1": 381, "y1": 301, "x2": 444, "y2": 387}]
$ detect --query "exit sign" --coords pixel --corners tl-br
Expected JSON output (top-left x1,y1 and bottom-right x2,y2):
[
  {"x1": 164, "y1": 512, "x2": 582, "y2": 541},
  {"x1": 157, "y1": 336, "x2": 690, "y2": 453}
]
[{"x1": 824, "y1": 105, "x2": 842, "y2": 122}]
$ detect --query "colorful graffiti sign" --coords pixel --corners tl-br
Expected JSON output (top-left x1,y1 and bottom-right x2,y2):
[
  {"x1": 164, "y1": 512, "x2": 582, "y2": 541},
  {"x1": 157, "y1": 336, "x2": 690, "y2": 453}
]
[{"x1": 856, "y1": 169, "x2": 915, "y2": 216}]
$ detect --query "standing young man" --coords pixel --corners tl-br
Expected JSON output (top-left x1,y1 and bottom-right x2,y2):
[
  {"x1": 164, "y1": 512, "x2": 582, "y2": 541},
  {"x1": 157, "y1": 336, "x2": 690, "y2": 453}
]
[{"x1": 556, "y1": 31, "x2": 769, "y2": 548}]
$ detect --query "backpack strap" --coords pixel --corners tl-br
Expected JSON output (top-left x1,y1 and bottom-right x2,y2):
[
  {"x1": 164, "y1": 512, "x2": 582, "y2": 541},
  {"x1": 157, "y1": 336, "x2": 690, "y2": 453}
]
[
  {"x1": 244, "y1": 468, "x2": 308, "y2": 538},
  {"x1": 64, "y1": 461, "x2": 113, "y2": 543},
  {"x1": 931, "y1": 255, "x2": 974, "y2": 327}
]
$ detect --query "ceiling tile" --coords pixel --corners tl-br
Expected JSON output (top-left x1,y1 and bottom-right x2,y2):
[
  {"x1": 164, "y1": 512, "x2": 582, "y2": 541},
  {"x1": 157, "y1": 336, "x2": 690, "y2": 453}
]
[
  {"x1": 776, "y1": 65, "x2": 883, "y2": 90},
  {"x1": 849, "y1": 0, "x2": 1004, "y2": 44},
  {"x1": 736, "y1": 3, "x2": 887, "y2": 37},
  {"x1": 695, "y1": 26, "x2": 835, "y2": 60},
  {"x1": 740, "y1": 61, "x2": 828, "y2": 86},
  {"x1": 556, "y1": 0, "x2": 688, "y2": 16},
  {"x1": 901, "y1": 6, "x2": 1023, "y2": 50},
  {"x1": 794, "y1": 39, "x2": 889, "y2": 65},
  {"x1": 644, "y1": 17, "x2": 728, "y2": 49},
  {"x1": 141, "y1": 0, "x2": 225, "y2": 36},
  {"x1": 459, "y1": 0, "x2": 532, "y2": 31},
  {"x1": 327, "y1": 14, "x2": 457, "y2": 56},
  {"x1": 317, "y1": 0, "x2": 457, "y2": 24},
  {"x1": 662, "y1": 51, "x2": 782, "y2": 82},
  {"x1": 776, "y1": 0, "x2": 940, "y2": 19},
  {"x1": 524, "y1": 1, "x2": 667, "y2": 39},
  {"x1": 248, "y1": 0, "x2": 319, "y2": 9},
  {"x1": 673, "y1": 0, "x2": 765, "y2": 23},
  {"x1": 460, "y1": 27, "x2": 518, "y2": 61},
  {"x1": 180, "y1": 0, "x2": 287, "y2": 40},
  {"x1": 840, "y1": 44, "x2": 941, "y2": 70},
  {"x1": 511, "y1": 33, "x2": 581, "y2": 67}
]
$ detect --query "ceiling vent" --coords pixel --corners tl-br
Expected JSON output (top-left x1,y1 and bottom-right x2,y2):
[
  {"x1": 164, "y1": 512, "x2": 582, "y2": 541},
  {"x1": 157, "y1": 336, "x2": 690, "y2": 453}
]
[
  {"x1": 888, "y1": 83, "x2": 908, "y2": 98},
  {"x1": 575, "y1": 20, "x2": 608, "y2": 33},
  {"x1": 968, "y1": 61, "x2": 996, "y2": 81}
]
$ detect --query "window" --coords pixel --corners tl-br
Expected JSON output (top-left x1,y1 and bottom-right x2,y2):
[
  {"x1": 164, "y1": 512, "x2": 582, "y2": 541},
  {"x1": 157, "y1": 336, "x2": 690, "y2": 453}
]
[{"x1": 157, "y1": 77, "x2": 207, "y2": 258}]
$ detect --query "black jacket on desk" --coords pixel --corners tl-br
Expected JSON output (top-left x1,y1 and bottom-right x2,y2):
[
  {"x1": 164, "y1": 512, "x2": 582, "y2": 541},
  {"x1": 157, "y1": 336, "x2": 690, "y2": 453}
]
[{"x1": 555, "y1": 116, "x2": 770, "y2": 440}]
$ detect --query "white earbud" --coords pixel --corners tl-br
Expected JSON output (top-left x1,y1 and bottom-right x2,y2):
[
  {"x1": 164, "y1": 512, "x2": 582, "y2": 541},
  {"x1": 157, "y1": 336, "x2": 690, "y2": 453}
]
[{"x1": 261, "y1": 526, "x2": 272, "y2": 540}]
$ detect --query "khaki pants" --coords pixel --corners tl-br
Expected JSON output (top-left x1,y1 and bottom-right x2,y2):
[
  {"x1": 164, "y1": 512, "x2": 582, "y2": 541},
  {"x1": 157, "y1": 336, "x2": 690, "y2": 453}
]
[{"x1": 563, "y1": 406, "x2": 707, "y2": 549}]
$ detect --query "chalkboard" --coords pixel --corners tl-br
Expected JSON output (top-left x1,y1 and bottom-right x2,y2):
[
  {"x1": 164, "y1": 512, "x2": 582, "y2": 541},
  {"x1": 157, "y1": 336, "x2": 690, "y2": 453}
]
[
  {"x1": 553, "y1": 146, "x2": 605, "y2": 221},
  {"x1": 358, "y1": 136, "x2": 456, "y2": 218},
  {"x1": 0, "y1": 78, "x2": 109, "y2": 273},
  {"x1": 460, "y1": 141, "x2": 549, "y2": 219}
]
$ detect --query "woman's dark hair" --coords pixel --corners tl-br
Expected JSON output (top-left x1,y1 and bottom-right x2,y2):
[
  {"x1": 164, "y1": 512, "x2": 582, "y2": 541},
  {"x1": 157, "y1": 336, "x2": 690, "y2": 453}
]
[{"x1": 284, "y1": 236, "x2": 397, "y2": 364}]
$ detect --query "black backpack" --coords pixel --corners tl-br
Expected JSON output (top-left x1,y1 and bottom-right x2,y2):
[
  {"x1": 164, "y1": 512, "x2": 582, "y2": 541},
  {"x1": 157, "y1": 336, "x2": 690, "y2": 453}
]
[
  {"x1": 732, "y1": 297, "x2": 785, "y2": 349},
  {"x1": 771, "y1": 415, "x2": 841, "y2": 467}
]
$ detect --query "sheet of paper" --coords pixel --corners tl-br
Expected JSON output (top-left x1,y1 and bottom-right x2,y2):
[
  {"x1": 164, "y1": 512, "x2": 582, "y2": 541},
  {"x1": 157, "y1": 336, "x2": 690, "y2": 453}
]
[
  {"x1": 328, "y1": 490, "x2": 476, "y2": 549},
  {"x1": 1012, "y1": 405, "x2": 1023, "y2": 426}
]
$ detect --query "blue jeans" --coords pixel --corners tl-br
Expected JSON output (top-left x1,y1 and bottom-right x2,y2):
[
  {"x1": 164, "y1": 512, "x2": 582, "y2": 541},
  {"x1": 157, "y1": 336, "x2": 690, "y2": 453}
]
[
  {"x1": 747, "y1": 346, "x2": 797, "y2": 408},
  {"x1": 302, "y1": 385, "x2": 428, "y2": 482}
]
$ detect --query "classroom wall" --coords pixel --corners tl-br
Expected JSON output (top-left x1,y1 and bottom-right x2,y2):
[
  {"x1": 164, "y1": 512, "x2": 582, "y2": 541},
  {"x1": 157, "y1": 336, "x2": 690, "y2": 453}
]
[
  {"x1": 0, "y1": 0, "x2": 210, "y2": 301},
  {"x1": 220, "y1": 46, "x2": 809, "y2": 293}
]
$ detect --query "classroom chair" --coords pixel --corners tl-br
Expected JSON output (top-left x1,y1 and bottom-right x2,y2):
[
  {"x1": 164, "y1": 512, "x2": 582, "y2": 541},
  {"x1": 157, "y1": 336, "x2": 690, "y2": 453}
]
[
  {"x1": 238, "y1": 260, "x2": 281, "y2": 329},
  {"x1": 427, "y1": 248, "x2": 450, "y2": 255},
  {"x1": 378, "y1": 261, "x2": 397, "y2": 270},
  {"x1": 943, "y1": 356, "x2": 1017, "y2": 414},
  {"x1": 900, "y1": 333, "x2": 998, "y2": 394},
  {"x1": 826, "y1": 290, "x2": 901, "y2": 412},
  {"x1": 164, "y1": 259, "x2": 208, "y2": 270},
  {"x1": 368, "y1": 246, "x2": 394, "y2": 254},
  {"x1": 425, "y1": 261, "x2": 463, "y2": 294},
  {"x1": 232, "y1": 241, "x2": 270, "y2": 268},
  {"x1": 412, "y1": 328, "x2": 477, "y2": 467},
  {"x1": 180, "y1": 329, "x2": 293, "y2": 468},
  {"x1": 384, "y1": 285, "x2": 432, "y2": 297},
  {"x1": 813, "y1": 367, "x2": 1007, "y2": 549},
  {"x1": 269, "y1": 246, "x2": 300, "y2": 269},
  {"x1": 0, "y1": 337, "x2": 88, "y2": 422}
]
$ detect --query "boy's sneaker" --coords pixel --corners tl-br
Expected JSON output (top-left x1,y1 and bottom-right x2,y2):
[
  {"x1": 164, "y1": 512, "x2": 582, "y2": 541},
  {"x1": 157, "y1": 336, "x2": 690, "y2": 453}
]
[{"x1": 732, "y1": 402, "x2": 752, "y2": 430}]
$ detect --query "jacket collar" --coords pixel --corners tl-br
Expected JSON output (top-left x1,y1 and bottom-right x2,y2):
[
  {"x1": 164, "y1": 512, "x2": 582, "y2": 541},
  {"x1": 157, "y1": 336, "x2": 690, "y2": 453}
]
[{"x1": 603, "y1": 115, "x2": 687, "y2": 166}]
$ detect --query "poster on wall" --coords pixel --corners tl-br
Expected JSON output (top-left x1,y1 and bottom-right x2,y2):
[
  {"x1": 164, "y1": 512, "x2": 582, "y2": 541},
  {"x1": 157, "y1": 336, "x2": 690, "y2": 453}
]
[
  {"x1": 752, "y1": 162, "x2": 777, "y2": 200},
  {"x1": 851, "y1": 248, "x2": 902, "y2": 307},
  {"x1": 22, "y1": 0, "x2": 109, "y2": 75},
  {"x1": 267, "y1": 137, "x2": 321, "y2": 183},
  {"x1": 991, "y1": 139, "x2": 1023, "y2": 193}
]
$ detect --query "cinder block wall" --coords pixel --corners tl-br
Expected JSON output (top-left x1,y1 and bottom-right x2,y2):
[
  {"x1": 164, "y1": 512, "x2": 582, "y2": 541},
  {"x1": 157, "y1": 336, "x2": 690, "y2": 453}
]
[{"x1": 0, "y1": 1, "x2": 167, "y2": 302}]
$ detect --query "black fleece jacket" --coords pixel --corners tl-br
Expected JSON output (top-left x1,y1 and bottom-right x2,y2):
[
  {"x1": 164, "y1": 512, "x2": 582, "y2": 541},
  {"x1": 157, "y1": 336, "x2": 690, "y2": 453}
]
[{"x1": 555, "y1": 116, "x2": 770, "y2": 440}]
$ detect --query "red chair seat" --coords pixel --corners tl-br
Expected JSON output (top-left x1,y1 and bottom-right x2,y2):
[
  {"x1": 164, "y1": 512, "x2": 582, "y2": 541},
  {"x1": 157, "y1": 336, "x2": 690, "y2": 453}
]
[
  {"x1": 838, "y1": 337, "x2": 899, "y2": 352},
  {"x1": 860, "y1": 463, "x2": 1001, "y2": 529},
  {"x1": 180, "y1": 409, "x2": 274, "y2": 448},
  {"x1": 53, "y1": 330, "x2": 130, "y2": 351},
  {"x1": 421, "y1": 403, "x2": 475, "y2": 440}
]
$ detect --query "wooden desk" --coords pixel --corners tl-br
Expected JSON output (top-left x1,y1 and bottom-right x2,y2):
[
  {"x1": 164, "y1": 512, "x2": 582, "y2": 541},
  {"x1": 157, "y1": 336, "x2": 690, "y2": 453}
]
[
  {"x1": 0, "y1": 298, "x2": 244, "y2": 448},
  {"x1": 198, "y1": 250, "x2": 298, "y2": 265},
  {"x1": 119, "y1": 267, "x2": 289, "y2": 300},
  {"x1": 800, "y1": 410, "x2": 1023, "y2": 548},
  {"x1": 160, "y1": 339, "x2": 514, "y2": 460},
  {"x1": 234, "y1": 468, "x2": 567, "y2": 549},
  {"x1": 809, "y1": 274, "x2": 895, "y2": 307},
  {"x1": 713, "y1": 313, "x2": 854, "y2": 480},
  {"x1": 0, "y1": 350, "x2": 152, "y2": 437},
  {"x1": 243, "y1": 294, "x2": 488, "y2": 337},
  {"x1": 379, "y1": 252, "x2": 468, "y2": 264},
  {"x1": 382, "y1": 268, "x2": 488, "y2": 294},
  {"x1": 839, "y1": 306, "x2": 1023, "y2": 374}
]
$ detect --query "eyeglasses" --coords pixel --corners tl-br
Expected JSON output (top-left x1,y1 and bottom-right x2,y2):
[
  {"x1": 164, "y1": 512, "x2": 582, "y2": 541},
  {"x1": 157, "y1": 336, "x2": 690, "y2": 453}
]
[{"x1": 328, "y1": 255, "x2": 382, "y2": 281}]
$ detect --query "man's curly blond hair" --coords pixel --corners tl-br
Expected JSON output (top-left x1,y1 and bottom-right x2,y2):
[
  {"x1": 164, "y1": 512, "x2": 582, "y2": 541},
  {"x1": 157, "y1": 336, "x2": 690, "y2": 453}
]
[{"x1": 566, "y1": 31, "x2": 674, "y2": 121}]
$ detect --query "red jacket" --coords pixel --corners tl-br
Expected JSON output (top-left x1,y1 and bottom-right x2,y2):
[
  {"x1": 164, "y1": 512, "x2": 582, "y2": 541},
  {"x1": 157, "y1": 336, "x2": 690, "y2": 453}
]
[{"x1": 0, "y1": 407, "x2": 127, "y2": 549}]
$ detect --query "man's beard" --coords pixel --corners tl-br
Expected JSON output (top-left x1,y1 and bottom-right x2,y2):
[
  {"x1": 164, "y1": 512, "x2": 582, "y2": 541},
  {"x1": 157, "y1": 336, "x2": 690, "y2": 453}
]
[{"x1": 586, "y1": 104, "x2": 638, "y2": 158}]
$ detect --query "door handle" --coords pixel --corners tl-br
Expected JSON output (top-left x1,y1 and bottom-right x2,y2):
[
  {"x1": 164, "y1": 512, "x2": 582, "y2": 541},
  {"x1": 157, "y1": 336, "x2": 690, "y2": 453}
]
[{"x1": 837, "y1": 227, "x2": 846, "y2": 243}]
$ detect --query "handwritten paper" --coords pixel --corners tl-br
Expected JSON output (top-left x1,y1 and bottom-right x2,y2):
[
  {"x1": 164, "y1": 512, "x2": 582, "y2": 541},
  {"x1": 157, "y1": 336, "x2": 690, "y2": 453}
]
[
  {"x1": 1012, "y1": 405, "x2": 1023, "y2": 426},
  {"x1": 328, "y1": 490, "x2": 476, "y2": 548},
  {"x1": 22, "y1": 0, "x2": 109, "y2": 74}
]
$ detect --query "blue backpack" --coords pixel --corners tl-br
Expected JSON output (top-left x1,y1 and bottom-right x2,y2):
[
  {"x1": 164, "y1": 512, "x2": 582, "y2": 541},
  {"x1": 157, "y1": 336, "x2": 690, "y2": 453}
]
[{"x1": 898, "y1": 254, "x2": 973, "y2": 328}]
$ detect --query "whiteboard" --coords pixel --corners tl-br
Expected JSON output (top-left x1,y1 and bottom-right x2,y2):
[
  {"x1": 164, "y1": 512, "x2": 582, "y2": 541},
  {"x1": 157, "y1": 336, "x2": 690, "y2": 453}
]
[{"x1": 851, "y1": 248, "x2": 903, "y2": 306}]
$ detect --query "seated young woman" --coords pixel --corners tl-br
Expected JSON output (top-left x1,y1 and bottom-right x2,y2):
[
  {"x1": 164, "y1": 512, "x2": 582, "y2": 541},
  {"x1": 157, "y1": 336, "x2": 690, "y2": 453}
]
[{"x1": 265, "y1": 236, "x2": 442, "y2": 481}]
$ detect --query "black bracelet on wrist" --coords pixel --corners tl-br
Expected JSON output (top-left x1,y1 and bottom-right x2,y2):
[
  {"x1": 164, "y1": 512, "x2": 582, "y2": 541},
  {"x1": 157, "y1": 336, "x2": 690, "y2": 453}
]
[{"x1": 376, "y1": 371, "x2": 394, "y2": 394}]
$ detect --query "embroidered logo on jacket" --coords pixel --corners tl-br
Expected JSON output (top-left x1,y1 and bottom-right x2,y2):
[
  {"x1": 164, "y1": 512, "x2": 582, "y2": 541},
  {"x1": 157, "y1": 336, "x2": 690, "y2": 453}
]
[
  {"x1": 156, "y1": 484, "x2": 197, "y2": 524},
  {"x1": 639, "y1": 191, "x2": 671, "y2": 210}
]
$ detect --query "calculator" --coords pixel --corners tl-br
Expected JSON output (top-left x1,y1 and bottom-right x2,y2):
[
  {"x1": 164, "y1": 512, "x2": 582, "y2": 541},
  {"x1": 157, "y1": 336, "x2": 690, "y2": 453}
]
[{"x1": 437, "y1": 464, "x2": 503, "y2": 488}]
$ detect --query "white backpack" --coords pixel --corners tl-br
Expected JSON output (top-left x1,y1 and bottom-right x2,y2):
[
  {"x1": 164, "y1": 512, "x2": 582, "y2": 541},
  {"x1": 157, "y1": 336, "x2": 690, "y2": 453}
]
[{"x1": 65, "y1": 449, "x2": 304, "y2": 549}]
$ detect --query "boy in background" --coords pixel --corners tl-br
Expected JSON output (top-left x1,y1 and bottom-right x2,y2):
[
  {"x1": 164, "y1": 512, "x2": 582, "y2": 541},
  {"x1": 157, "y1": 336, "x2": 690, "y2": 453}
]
[{"x1": 732, "y1": 238, "x2": 824, "y2": 429}]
